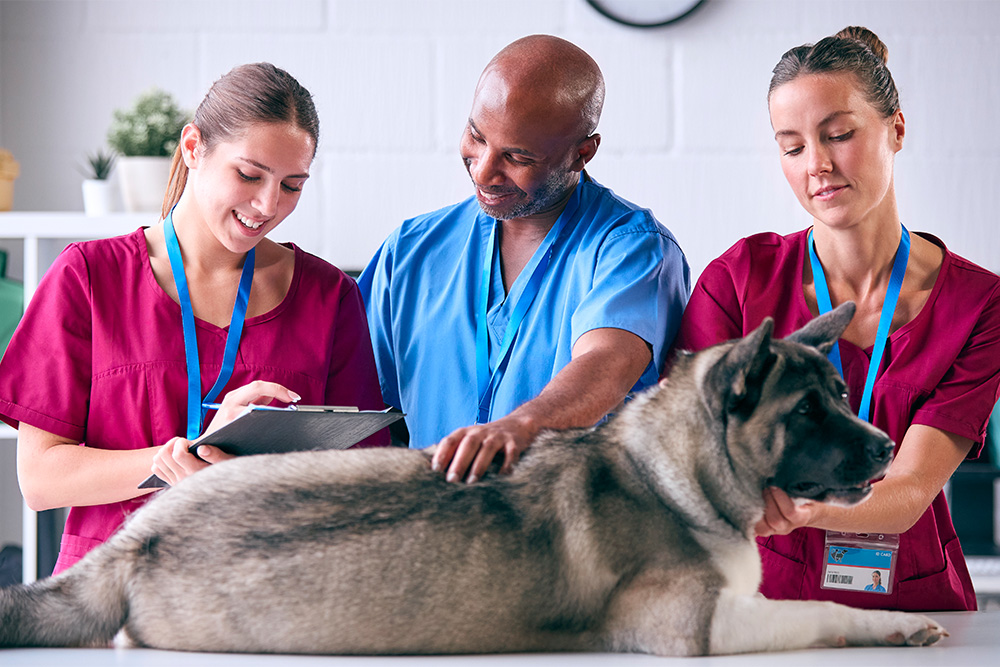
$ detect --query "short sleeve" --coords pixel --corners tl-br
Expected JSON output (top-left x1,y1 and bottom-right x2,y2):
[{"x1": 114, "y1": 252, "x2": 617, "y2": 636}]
[
  {"x1": 356, "y1": 231, "x2": 402, "y2": 412},
  {"x1": 325, "y1": 279, "x2": 389, "y2": 447},
  {"x1": 570, "y1": 223, "x2": 690, "y2": 378},
  {"x1": 0, "y1": 244, "x2": 93, "y2": 440},
  {"x1": 912, "y1": 281, "x2": 1000, "y2": 445},
  {"x1": 669, "y1": 239, "x2": 750, "y2": 359}
]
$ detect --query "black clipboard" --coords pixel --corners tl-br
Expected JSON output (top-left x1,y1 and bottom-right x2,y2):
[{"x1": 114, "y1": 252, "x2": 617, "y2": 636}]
[{"x1": 138, "y1": 406, "x2": 403, "y2": 489}]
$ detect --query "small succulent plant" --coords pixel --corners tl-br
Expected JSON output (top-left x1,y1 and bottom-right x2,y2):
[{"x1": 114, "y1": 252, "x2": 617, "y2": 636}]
[{"x1": 80, "y1": 149, "x2": 116, "y2": 180}]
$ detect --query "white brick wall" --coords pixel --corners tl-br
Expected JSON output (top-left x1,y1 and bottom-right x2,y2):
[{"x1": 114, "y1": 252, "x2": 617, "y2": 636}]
[{"x1": 1, "y1": 0, "x2": 998, "y2": 277}]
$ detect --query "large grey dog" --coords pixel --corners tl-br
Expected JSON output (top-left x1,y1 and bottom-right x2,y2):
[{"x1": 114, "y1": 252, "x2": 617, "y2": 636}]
[{"x1": 0, "y1": 303, "x2": 946, "y2": 656}]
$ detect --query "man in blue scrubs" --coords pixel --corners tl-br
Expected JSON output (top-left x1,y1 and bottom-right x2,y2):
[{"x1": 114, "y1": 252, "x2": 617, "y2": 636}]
[{"x1": 358, "y1": 35, "x2": 690, "y2": 483}]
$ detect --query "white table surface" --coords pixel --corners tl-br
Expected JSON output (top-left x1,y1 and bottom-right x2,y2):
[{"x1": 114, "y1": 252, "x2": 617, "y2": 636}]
[{"x1": 2, "y1": 610, "x2": 997, "y2": 667}]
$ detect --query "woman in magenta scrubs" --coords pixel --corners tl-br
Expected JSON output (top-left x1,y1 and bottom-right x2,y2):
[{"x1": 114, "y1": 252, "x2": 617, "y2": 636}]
[
  {"x1": 0, "y1": 63, "x2": 386, "y2": 575},
  {"x1": 671, "y1": 27, "x2": 1000, "y2": 610}
]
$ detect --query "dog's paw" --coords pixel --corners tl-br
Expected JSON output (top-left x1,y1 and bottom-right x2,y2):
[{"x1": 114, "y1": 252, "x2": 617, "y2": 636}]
[{"x1": 883, "y1": 614, "x2": 947, "y2": 647}]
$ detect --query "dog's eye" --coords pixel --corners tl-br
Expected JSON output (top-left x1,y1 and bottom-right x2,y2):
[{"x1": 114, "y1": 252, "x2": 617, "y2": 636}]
[
  {"x1": 796, "y1": 396, "x2": 817, "y2": 416},
  {"x1": 841, "y1": 392, "x2": 849, "y2": 402}
]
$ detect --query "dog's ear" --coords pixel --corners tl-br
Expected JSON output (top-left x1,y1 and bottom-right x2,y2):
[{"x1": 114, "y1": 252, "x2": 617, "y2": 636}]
[
  {"x1": 785, "y1": 302, "x2": 856, "y2": 355},
  {"x1": 705, "y1": 318, "x2": 777, "y2": 418}
]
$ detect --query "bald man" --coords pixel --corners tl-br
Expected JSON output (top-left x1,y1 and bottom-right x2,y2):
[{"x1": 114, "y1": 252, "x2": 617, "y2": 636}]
[{"x1": 358, "y1": 35, "x2": 689, "y2": 483}]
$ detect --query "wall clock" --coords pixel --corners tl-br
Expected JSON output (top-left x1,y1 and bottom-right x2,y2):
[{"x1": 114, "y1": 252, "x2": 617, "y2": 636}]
[{"x1": 585, "y1": 0, "x2": 706, "y2": 28}]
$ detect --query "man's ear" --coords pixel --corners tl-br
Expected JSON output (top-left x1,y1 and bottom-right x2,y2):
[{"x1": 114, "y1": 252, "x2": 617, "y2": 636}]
[
  {"x1": 571, "y1": 133, "x2": 600, "y2": 171},
  {"x1": 180, "y1": 123, "x2": 203, "y2": 170}
]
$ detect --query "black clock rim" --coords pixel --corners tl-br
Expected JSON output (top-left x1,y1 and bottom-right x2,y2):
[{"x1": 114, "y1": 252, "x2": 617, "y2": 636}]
[{"x1": 584, "y1": 0, "x2": 707, "y2": 28}]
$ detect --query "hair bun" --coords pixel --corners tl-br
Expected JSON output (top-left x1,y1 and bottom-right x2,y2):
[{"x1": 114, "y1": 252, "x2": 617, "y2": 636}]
[{"x1": 835, "y1": 26, "x2": 889, "y2": 64}]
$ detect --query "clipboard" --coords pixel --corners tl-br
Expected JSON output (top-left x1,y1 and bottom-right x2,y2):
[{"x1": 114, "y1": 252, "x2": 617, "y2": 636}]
[{"x1": 138, "y1": 405, "x2": 403, "y2": 489}]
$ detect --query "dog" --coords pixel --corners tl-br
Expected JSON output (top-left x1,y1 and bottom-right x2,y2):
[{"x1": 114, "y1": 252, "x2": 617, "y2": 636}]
[{"x1": 0, "y1": 303, "x2": 946, "y2": 656}]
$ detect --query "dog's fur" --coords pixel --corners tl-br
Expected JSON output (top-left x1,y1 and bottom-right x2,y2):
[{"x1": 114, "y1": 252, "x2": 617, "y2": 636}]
[{"x1": 0, "y1": 303, "x2": 946, "y2": 656}]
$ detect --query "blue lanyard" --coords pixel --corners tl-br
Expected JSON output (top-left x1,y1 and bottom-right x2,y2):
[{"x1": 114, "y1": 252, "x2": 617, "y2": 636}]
[
  {"x1": 164, "y1": 209, "x2": 255, "y2": 439},
  {"x1": 475, "y1": 187, "x2": 578, "y2": 424},
  {"x1": 808, "y1": 225, "x2": 910, "y2": 422}
]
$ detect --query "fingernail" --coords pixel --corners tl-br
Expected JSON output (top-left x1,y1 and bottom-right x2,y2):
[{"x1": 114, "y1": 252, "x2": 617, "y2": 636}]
[
  {"x1": 447, "y1": 472, "x2": 458, "y2": 483},
  {"x1": 289, "y1": 391, "x2": 302, "y2": 402},
  {"x1": 431, "y1": 460, "x2": 440, "y2": 472},
  {"x1": 466, "y1": 475, "x2": 479, "y2": 485}
]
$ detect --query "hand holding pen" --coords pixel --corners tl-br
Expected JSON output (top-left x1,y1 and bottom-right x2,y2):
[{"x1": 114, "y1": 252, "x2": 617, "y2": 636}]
[{"x1": 148, "y1": 381, "x2": 301, "y2": 487}]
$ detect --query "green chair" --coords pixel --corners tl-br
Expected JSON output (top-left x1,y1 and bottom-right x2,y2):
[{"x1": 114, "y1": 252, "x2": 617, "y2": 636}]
[
  {"x1": 988, "y1": 398, "x2": 1000, "y2": 469},
  {"x1": 0, "y1": 249, "x2": 24, "y2": 357}
]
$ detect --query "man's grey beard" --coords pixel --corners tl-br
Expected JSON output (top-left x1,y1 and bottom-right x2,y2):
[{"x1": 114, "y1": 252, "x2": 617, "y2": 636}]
[{"x1": 473, "y1": 168, "x2": 575, "y2": 220}]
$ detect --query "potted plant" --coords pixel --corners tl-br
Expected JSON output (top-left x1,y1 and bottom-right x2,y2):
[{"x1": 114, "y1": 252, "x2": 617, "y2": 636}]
[
  {"x1": 107, "y1": 88, "x2": 189, "y2": 213},
  {"x1": 79, "y1": 149, "x2": 119, "y2": 216}
]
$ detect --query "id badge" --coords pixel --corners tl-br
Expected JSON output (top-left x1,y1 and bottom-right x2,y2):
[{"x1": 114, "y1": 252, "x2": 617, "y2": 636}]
[{"x1": 821, "y1": 531, "x2": 899, "y2": 595}]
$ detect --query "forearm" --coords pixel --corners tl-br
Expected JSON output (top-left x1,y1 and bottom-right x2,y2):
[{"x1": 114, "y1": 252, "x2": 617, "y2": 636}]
[
  {"x1": 17, "y1": 424, "x2": 157, "y2": 510},
  {"x1": 507, "y1": 342, "x2": 646, "y2": 434},
  {"x1": 808, "y1": 474, "x2": 934, "y2": 534},
  {"x1": 432, "y1": 328, "x2": 652, "y2": 483},
  {"x1": 759, "y1": 425, "x2": 974, "y2": 537},
  {"x1": 813, "y1": 426, "x2": 973, "y2": 534}
]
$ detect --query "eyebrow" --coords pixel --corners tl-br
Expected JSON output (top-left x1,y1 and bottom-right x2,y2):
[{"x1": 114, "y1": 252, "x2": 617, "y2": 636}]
[
  {"x1": 468, "y1": 119, "x2": 541, "y2": 159},
  {"x1": 239, "y1": 157, "x2": 309, "y2": 180},
  {"x1": 774, "y1": 110, "x2": 855, "y2": 139}
]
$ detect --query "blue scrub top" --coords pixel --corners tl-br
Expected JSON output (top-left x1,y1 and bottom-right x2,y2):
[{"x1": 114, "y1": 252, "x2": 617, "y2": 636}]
[{"x1": 358, "y1": 173, "x2": 690, "y2": 448}]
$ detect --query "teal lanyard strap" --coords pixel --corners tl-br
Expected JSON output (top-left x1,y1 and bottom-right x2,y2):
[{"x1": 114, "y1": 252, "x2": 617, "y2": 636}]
[
  {"x1": 475, "y1": 189, "x2": 579, "y2": 424},
  {"x1": 164, "y1": 209, "x2": 255, "y2": 439},
  {"x1": 808, "y1": 225, "x2": 910, "y2": 422}
]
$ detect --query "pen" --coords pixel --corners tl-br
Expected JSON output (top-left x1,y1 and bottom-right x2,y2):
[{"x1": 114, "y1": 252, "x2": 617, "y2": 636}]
[{"x1": 201, "y1": 403, "x2": 297, "y2": 412}]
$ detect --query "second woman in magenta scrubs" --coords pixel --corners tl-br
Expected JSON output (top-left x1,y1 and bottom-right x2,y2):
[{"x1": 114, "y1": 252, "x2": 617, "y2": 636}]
[{"x1": 670, "y1": 27, "x2": 1000, "y2": 611}]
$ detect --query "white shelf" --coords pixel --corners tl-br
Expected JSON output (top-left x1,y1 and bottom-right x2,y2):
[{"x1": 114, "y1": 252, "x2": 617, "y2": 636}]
[
  {"x1": 0, "y1": 211, "x2": 151, "y2": 239},
  {"x1": 0, "y1": 211, "x2": 152, "y2": 584}
]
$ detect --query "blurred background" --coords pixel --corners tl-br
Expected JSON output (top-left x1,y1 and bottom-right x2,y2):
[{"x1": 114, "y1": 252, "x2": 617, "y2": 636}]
[
  {"x1": 0, "y1": 0, "x2": 998, "y2": 599},
  {"x1": 0, "y1": 0, "x2": 998, "y2": 276}
]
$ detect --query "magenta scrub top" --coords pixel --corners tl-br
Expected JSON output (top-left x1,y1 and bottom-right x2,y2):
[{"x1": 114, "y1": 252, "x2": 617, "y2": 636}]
[
  {"x1": 0, "y1": 229, "x2": 387, "y2": 575},
  {"x1": 671, "y1": 229, "x2": 1000, "y2": 611}
]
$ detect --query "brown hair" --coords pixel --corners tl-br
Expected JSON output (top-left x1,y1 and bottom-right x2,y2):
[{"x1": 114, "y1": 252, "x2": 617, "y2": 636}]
[
  {"x1": 161, "y1": 62, "x2": 320, "y2": 218},
  {"x1": 767, "y1": 26, "x2": 899, "y2": 118}
]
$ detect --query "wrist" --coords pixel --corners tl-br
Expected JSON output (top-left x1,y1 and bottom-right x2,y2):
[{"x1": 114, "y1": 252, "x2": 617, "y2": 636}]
[
  {"x1": 802, "y1": 499, "x2": 831, "y2": 530},
  {"x1": 503, "y1": 410, "x2": 541, "y2": 439}
]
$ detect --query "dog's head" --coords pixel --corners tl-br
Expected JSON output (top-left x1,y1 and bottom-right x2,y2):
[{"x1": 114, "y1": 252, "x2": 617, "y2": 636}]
[{"x1": 700, "y1": 302, "x2": 894, "y2": 506}]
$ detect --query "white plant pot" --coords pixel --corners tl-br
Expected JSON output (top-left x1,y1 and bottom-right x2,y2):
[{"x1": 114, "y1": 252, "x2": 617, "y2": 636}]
[
  {"x1": 81, "y1": 179, "x2": 121, "y2": 216},
  {"x1": 117, "y1": 156, "x2": 171, "y2": 213}
]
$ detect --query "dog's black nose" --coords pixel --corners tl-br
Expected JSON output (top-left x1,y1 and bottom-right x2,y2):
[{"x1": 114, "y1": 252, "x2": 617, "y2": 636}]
[{"x1": 867, "y1": 437, "x2": 894, "y2": 465}]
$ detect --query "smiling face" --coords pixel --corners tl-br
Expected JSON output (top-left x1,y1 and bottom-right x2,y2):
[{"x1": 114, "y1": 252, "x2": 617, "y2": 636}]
[
  {"x1": 459, "y1": 66, "x2": 597, "y2": 222},
  {"x1": 181, "y1": 121, "x2": 313, "y2": 254},
  {"x1": 768, "y1": 72, "x2": 904, "y2": 232}
]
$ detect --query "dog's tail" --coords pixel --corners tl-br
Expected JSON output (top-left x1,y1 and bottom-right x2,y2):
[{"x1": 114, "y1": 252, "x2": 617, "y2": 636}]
[{"x1": 0, "y1": 535, "x2": 134, "y2": 647}]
